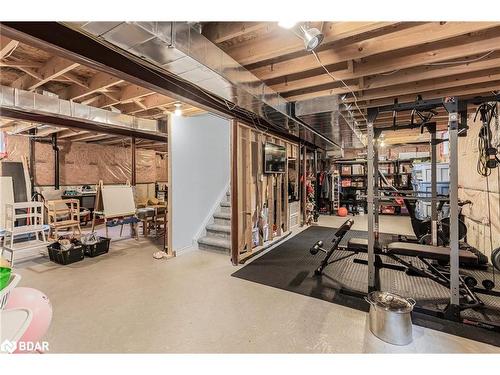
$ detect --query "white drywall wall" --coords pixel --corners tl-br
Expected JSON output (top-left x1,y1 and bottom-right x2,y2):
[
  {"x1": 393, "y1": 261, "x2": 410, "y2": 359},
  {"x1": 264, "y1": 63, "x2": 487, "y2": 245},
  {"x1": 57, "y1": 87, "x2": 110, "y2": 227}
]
[{"x1": 171, "y1": 113, "x2": 230, "y2": 252}]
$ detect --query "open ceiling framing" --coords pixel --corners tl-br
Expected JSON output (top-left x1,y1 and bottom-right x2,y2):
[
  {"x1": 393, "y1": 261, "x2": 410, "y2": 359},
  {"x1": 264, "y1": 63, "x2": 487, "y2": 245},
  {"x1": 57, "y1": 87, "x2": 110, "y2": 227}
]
[
  {"x1": 202, "y1": 21, "x2": 500, "y2": 145},
  {"x1": 1, "y1": 22, "x2": 499, "y2": 148},
  {"x1": 0, "y1": 34, "x2": 205, "y2": 151}
]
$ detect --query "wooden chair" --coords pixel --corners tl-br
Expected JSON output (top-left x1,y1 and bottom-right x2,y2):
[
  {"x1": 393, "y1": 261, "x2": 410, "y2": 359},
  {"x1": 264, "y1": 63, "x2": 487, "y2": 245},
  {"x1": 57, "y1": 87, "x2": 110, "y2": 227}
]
[{"x1": 46, "y1": 199, "x2": 82, "y2": 240}]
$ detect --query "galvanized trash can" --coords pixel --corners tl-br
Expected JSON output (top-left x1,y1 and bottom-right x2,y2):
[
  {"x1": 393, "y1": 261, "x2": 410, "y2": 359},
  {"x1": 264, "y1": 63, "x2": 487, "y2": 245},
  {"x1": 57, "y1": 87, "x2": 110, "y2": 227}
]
[{"x1": 365, "y1": 291, "x2": 416, "y2": 346}]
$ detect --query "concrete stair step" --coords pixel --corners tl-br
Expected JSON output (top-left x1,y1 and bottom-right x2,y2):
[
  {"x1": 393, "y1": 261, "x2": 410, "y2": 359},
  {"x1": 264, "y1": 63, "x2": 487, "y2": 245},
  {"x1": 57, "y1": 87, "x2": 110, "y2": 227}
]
[{"x1": 220, "y1": 201, "x2": 230, "y2": 208}]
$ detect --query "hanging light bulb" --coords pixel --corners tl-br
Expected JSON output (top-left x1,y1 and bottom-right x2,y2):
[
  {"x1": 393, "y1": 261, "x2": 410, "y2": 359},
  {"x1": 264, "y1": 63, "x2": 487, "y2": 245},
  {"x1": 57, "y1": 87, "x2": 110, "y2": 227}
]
[
  {"x1": 278, "y1": 21, "x2": 297, "y2": 29},
  {"x1": 173, "y1": 103, "x2": 182, "y2": 117},
  {"x1": 295, "y1": 24, "x2": 324, "y2": 52}
]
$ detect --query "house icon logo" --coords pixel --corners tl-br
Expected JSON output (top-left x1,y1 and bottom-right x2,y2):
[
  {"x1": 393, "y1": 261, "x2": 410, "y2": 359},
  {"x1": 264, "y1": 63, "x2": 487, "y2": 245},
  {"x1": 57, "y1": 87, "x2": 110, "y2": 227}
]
[{"x1": 0, "y1": 339, "x2": 17, "y2": 353}]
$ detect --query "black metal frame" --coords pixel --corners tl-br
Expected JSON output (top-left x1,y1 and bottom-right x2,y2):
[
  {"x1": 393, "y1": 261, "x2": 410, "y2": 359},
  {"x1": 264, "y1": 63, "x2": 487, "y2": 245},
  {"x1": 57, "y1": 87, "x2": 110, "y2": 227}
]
[{"x1": 365, "y1": 94, "x2": 500, "y2": 326}]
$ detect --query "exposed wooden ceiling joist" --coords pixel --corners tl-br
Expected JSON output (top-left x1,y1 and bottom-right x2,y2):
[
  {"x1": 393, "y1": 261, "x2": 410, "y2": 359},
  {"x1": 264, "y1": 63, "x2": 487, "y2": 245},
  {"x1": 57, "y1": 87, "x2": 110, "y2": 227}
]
[
  {"x1": 202, "y1": 22, "x2": 271, "y2": 44},
  {"x1": 223, "y1": 22, "x2": 401, "y2": 66},
  {"x1": 0, "y1": 36, "x2": 19, "y2": 59},
  {"x1": 11, "y1": 55, "x2": 80, "y2": 91},
  {"x1": 250, "y1": 22, "x2": 500, "y2": 82}
]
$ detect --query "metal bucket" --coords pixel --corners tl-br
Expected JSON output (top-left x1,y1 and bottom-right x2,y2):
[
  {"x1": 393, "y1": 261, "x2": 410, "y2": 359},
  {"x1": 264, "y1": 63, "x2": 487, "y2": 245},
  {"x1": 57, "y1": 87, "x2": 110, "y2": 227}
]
[{"x1": 365, "y1": 291, "x2": 416, "y2": 346}]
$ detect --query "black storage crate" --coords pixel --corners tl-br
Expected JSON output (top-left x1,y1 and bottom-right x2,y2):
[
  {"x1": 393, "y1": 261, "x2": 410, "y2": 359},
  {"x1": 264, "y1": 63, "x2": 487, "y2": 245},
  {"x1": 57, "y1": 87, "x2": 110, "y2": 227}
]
[
  {"x1": 83, "y1": 237, "x2": 111, "y2": 257},
  {"x1": 47, "y1": 241, "x2": 84, "y2": 265}
]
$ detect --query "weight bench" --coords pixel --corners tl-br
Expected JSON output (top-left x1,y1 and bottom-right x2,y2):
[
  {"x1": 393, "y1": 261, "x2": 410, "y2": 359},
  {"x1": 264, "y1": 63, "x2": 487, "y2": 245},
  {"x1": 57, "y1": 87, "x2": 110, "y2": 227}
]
[
  {"x1": 309, "y1": 222, "x2": 486, "y2": 310},
  {"x1": 345, "y1": 238, "x2": 483, "y2": 309},
  {"x1": 347, "y1": 238, "x2": 479, "y2": 266}
]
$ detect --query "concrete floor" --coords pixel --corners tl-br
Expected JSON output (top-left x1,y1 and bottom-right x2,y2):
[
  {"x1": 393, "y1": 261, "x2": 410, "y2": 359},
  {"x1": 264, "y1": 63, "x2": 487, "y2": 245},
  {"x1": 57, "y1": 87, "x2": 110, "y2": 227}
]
[{"x1": 10, "y1": 217, "x2": 500, "y2": 353}]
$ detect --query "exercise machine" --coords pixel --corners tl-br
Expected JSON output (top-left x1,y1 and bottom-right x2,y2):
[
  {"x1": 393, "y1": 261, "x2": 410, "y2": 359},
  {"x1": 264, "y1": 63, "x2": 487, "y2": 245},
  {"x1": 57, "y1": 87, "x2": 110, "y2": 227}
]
[
  {"x1": 365, "y1": 94, "x2": 499, "y2": 323},
  {"x1": 308, "y1": 221, "x2": 498, "y2": 317},
  {"x1": 309, "y1": 219, "x2": 354, "y2": 275}
]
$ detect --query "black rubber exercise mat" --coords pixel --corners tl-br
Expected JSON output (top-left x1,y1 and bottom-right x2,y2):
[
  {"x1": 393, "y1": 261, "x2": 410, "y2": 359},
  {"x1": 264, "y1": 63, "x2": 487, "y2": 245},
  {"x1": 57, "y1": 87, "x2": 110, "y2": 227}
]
[
  {"x1": 232, "y1": 225, "x2": 369, "y2": 311},
  {"x1": 232, "y1": 225, "x2": 500, "y2": 347}
]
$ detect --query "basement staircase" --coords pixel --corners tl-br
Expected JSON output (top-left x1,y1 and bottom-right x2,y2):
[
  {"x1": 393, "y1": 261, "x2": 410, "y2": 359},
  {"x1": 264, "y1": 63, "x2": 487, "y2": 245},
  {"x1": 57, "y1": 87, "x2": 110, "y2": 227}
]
[{"x1": 197, "y1": 191, "x2": 231, "y2": 254}]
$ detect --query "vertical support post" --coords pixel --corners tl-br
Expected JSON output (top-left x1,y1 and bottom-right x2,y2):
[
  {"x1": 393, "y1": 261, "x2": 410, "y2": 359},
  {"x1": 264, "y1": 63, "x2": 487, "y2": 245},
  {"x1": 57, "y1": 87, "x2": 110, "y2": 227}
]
[
  {"x1": 51, "y1": 133, "x2": 59, "y2": 190},
  {"x1": 131, "y1": 136, "x2": 137, "y2": 186},
  {"x1": 167, "y1": 115, "x2": 174, "y2": 256},
  {"x1": 301, "y1": 144, "x2": 307, "y2": 225},
  {"x1": 373, "y1": 132, "x2": 380, "y2": 244},
  {"x1": 231, "y1": 120, "x2": 239, "y2": 265},
  {"x1": 445, "y1": 98, "x2": 460, "y2": 309},
  {"x1": 29, "y1": 128, "x2": 36, "y2": 192},
  {"x1": 429, "y1": 124, "x2": 438, "y2": 246},
  {"x1": 366, "y1": 108, "x2": 378, "y2": 292}
]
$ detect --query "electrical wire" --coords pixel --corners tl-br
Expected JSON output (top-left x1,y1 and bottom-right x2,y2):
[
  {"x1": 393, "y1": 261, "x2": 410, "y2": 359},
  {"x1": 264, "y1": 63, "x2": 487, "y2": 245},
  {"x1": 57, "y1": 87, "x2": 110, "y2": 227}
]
[
  {"x1": 311, "y1": 50, "x2": 368, "y2": 125},
  {"x1": 424, "y1": 50, "x2": 495, "y2": 66},
  {"x1": 475, "y1": 102, "x2": 499, "y2": 177},
  {"x1": 380, "y1": 69, "x2": 401, "y2": 76}
]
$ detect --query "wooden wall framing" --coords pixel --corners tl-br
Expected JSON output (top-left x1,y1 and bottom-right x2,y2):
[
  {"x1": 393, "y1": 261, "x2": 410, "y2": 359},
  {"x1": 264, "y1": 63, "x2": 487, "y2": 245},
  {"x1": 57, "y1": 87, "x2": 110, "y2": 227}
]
[{"x1": 231, "y1": 121, "x2": 299, "y2": 264}]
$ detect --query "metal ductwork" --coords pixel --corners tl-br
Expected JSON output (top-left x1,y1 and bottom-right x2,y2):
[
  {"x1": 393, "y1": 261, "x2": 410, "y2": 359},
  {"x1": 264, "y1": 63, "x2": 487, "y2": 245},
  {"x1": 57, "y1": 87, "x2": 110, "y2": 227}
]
[
  {"x1": 295, "y1": 95, "x2": 366, "y2": 150},
  {"x1": 0, "y1": 85, "x2": 166, "y2": 141},
  {"x1": 64, "y1": 21, "x2": 342, "y2": 150}
]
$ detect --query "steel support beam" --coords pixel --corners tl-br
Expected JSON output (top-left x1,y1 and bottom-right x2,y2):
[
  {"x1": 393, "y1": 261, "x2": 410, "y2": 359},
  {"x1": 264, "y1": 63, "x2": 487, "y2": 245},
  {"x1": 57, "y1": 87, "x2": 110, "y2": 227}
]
[
  {"x1": 231, "y1": 120, "x2": 239, "y2": 266},
  {"x1": 0, "y1": 22, "x2": 335, "y2": 150},
  {"x1": 131, "y1": 136, "x2": 136, "y2": 186},
  {"x1": 0, "y1": 106, "x2": 168, "y2": 142},
  {"x1": 429, "y1": 124, "x2": 438, "y2": 246},
  {"x1": 444, "y1": 98, "x2": 460, "y2": 310},
  {"x1": 366, "y1": 108, "x2": 378, "y2": 292}
]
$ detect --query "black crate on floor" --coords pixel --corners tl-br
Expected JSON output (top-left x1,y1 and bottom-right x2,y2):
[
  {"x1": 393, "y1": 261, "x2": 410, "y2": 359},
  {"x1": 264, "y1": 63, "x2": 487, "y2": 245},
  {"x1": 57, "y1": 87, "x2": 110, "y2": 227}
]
[
  {"x1": 47, "y1": 241, "x2": 84, "y2": 265},
  {"x1": 83, "y1": 237, "x2": 111, "y2": 257}
]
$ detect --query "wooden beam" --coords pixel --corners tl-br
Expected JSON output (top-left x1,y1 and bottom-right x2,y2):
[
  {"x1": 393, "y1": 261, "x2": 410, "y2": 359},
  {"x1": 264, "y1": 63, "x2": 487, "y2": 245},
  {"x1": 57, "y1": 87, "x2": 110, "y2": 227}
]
[
  {"x1": 12, "y1": 55, "x2": 80, "y2": 91},
  {"x1": 341, "y1": 68, "x2": 500, "y2": 104},
  {"x1": 203, "y1": 22, "x2": 271, "y2": 44},
  {"x1": 35, "y1": 126, "x2": 66, "y2": 137},
  {"x1": 57, "y1": 129, "x2": 89, "y2": 139},
  {"x1": 8, "y1": 123, "x2": 39, "y2": 134},
  {"x1": 65, "y1": 133, "x2": 110, "y2": 142},
  {"x1": 62, "y1": 72, "x2": 89, "y2": 89},
  {"x1": 93, "y1": 84, "x2": 153, "y2": 108},
  {"x1": 226, "y1": 22, "x2": 401, "y2": 66},
  {"x1": 0, "y1": 61, "x2": 42, "y2": 68},
  {"x1": 252, "y1": 22, "x2": 500, "y2": 81},
  {"x1": 62, "y1": 71, "x2": 123, "y2": 100},
  {"x1": 0, "y1": 36, "x2": 19, "y2": 60}
]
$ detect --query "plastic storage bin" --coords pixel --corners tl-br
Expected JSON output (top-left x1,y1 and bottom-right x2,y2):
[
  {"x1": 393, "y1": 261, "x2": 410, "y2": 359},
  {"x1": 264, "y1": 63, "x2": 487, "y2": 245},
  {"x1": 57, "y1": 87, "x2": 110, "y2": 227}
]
[
  {"x1": 47, "y1": 241, "x2": 84, "y2": 265},
  {"x1": 83, "y1": 237, "x2": 111, "y2": 257},
  {"x1": 411, "y1": 162, "x2": 450, "y2": 219}
]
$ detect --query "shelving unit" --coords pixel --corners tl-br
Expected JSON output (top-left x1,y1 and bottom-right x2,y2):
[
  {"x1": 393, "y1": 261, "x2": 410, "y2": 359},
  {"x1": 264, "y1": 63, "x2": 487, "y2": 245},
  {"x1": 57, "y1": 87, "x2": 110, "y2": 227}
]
[
  {"x1": 1, "y1": 201, "x2": 49, "y2": 267},
  {"x1": 333, "y1": 157, "x2": 429, "y2": 215}
]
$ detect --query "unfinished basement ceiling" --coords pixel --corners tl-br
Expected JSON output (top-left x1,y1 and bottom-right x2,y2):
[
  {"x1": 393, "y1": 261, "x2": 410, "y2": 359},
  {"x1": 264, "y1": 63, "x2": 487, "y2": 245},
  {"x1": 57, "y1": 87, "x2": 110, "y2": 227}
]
[
  {"x1": 0, "y1": 33, "x2": 206, "y2": 150},
  {"x1": 2, "y1": 21, "x2": 500, "y2": 148},
  {"x1": 201, "y1": 21, "x2": 500, "y2": 144}
]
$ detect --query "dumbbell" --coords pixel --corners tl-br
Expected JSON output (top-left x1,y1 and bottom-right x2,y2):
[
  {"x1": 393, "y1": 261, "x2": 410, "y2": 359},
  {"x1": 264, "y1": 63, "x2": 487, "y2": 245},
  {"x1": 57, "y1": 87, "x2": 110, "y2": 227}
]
[
  {"x1": 464, "y1": 276, "x2": 478, "y2": 288},
  {"x1": 482, "y1": 279, "x2": 495, "y2": 291},
  {"x1": 310, "y1": 241, "x2": 324, "y2": 255}
]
